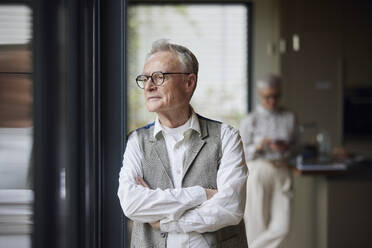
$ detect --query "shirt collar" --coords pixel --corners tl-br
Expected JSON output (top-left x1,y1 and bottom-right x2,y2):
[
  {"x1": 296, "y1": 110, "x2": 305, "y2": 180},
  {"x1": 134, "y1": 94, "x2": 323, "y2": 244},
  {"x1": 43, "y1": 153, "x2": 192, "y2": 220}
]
[
  {"x1": 189, "y1": 110, "x2": 201, "y2": 135},
  {"x1": 153, "y1": 108, "x2": 201, "y2": 139},
  {"x1": 153, "y1": 116, "x2": 162, "y2": 138}
]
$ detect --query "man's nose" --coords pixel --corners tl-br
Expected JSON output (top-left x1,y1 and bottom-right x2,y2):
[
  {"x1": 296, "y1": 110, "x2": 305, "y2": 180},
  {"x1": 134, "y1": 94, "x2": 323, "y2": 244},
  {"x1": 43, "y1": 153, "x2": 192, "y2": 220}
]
[{"x1": 144, "y1": 77, "x2": 155, "y2": 91}]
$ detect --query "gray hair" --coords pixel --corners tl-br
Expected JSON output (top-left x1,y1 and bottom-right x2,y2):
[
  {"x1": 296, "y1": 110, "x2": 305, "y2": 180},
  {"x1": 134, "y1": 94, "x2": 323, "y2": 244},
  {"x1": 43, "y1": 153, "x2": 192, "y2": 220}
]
[
  {"x1": 257, "y1": 74, "x2": 282, "y2": 91},
  {"x1": 146, "y1": 39, "x2": 199, "y2": 80}
]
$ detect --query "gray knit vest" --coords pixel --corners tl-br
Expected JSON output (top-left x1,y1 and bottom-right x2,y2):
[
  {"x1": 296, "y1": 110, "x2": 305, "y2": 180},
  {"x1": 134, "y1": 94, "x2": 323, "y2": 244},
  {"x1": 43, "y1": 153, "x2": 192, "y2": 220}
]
[{"x1": 131, "y1": 115, "x2": 247, "y2": 248}]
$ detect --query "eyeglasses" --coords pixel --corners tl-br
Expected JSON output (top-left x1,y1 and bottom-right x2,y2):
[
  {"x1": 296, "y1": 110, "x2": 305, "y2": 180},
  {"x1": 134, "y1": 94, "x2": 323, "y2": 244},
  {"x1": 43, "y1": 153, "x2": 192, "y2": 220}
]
[
  {"x1": 262, "y1": 94, "x2": 281, "y2": 100},
  {"x1": 136, "y1": 71, "x2": 191, "y2": 89}
]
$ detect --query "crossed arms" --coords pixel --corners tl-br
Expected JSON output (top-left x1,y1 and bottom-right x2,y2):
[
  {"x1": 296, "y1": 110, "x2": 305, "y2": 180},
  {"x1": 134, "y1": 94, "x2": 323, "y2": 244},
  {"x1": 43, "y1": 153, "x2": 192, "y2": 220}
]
[{"x1": 117, "y1": 125, "x2": 248, "y2": 233}]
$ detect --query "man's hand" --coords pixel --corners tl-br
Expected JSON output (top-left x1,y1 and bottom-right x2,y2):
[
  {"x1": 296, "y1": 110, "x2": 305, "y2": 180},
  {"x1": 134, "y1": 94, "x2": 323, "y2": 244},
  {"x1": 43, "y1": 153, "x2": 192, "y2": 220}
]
[
  {"x1": 136, "y1": 176, "x2": 150, "y2": 188},
  {"x1": 205, "y1": 188, "x2": 218, "y2": 200},
  {"x1": 269, "y1": 140, "x2": 289, "y2": 152},
  {"x1": 150, "y1": 221, "x2": 160, "y2": 230},
  {"x1": 257, "y1": 138, "x2": 273, "y2": 151}
]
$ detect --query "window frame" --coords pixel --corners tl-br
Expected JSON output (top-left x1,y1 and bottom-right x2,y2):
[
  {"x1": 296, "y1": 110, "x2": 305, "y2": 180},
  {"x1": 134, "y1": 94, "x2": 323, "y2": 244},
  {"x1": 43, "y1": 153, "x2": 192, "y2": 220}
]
[{"x1": 32, "y1": 0, "x2": 127, "y2": 248}]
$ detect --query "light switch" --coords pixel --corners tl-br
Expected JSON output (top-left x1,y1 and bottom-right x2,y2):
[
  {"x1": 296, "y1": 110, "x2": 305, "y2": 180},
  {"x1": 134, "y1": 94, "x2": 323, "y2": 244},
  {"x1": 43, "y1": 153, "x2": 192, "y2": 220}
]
[
  {"x1": 293, "y1": 34, "x2": 300, "y2": 51},
  {"x1": 279, "y1": 39, "x2": 286, "y2": 53}
]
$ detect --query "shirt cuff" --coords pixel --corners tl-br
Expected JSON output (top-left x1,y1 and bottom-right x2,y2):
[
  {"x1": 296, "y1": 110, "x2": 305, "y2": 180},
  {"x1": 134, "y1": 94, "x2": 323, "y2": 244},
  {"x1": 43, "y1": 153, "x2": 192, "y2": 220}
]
[{"x1": 160, "y1": 219, "x2": 179, "y2": 233}]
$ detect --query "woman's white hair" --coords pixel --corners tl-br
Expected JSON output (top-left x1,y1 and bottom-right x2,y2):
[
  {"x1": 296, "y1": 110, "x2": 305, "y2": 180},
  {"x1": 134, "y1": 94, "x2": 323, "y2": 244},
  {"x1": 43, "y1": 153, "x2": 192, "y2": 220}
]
[
  {"x1": 146, "y1": 39, "x2": 199, "y2": 80},
  {"x1": 257, "y1": 74, "x2": 282, "y2": 91}
]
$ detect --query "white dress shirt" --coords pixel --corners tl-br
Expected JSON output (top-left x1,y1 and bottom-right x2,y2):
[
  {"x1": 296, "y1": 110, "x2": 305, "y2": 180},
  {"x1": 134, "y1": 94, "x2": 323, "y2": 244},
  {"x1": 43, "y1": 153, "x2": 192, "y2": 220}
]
[
  {"x1": 118, "y1": 111, "x2": 248, "y2": 248},
  {"x1": 239, "y1": 104, "x2": 297, "y2": 162}
]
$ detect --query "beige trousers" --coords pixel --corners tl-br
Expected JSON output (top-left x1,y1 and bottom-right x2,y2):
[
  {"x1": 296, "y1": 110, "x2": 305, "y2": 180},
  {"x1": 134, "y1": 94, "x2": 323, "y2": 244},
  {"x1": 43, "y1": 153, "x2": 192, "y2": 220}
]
[{"x1": 244, "y1": 160, "x2": 292, "y2": 248}]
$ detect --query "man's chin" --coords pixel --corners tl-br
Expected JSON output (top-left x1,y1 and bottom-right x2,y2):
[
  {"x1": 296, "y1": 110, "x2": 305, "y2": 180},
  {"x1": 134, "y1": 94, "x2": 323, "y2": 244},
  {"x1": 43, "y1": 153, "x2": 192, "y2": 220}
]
[{"x1": 146, "y1": 104, "x2": 161, "y2": 113}]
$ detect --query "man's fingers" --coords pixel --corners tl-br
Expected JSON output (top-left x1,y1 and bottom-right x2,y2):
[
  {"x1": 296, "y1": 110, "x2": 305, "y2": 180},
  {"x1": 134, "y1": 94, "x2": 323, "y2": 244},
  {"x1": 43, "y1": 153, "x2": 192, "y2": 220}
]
[
  {"x1": 149, "y1": 221, "x2": 160, "y2": 230},
  {"x1": 135, "y1": 177, "x2": 142, "y2": 185},
  {"x1": 136, "y1": 177, "x2": 146, "y2": 186},
  {"x1": 205, "y1": 188, "x2": 218, "y2": 200},
  {"x1": 136, "y1": 176, "x2": 150, "y2": 188}
]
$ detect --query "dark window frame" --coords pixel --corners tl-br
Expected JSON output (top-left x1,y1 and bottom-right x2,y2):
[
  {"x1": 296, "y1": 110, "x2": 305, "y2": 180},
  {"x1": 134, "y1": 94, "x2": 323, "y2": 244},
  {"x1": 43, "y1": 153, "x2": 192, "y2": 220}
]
[{"x1": 32, "y1": 0, "x2": 126, "y2": 248}]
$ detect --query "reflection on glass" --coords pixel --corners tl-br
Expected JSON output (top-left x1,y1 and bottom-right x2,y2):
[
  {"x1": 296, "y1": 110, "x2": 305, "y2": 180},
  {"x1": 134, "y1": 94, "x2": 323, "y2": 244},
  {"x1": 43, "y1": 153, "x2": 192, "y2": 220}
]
[
  {"x1": 128, "y1": 4, "x2": 248, "y2": 130},
  {"x1": 0, "y1": 5, "x2": 33, "y2": 248}
]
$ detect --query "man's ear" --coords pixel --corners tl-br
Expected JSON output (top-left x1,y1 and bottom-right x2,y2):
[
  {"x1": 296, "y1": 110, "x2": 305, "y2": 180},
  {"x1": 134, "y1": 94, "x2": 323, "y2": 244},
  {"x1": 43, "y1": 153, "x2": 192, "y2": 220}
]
[{"x1": 185, "y1": 73, "x2": 197, "y2": 93}]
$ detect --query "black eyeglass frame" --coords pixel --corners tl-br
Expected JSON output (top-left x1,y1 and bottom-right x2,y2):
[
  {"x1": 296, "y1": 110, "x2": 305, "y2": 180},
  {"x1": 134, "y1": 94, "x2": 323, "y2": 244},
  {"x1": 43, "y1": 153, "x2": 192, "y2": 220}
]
[
  {"x1": 262, "y1": 93, "x2": 281, "y2": 100},
  {"x1": 136, "y1": 71, "x2": 191, "y2": 89}
]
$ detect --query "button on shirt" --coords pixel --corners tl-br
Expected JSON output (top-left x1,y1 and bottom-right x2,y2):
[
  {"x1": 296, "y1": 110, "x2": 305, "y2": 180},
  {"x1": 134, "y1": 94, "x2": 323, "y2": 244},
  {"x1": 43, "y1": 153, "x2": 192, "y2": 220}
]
[
  {"x1": 161, "y1": 122, "x2": 190, "y2": 189},
  {"x1": 118, "y1": 112, "x2": 248, "y2": 248}
]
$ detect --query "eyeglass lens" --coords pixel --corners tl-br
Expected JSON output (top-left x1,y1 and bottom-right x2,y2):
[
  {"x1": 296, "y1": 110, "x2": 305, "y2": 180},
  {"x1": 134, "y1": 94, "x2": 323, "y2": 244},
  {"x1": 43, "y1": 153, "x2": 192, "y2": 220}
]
[{"x1": 136, "y1": 72, "x2": 165, "y2": 88}]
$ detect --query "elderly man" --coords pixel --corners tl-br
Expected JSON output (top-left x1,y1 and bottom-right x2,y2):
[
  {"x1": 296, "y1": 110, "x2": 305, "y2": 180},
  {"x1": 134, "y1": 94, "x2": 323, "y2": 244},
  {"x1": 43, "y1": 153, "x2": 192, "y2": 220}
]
[
  {"x1": 118, "y1": 39, "x2": 248, "y2": 248},
  {"x1": 240, "y1": 74, "x2": 297, "y2": 248}
]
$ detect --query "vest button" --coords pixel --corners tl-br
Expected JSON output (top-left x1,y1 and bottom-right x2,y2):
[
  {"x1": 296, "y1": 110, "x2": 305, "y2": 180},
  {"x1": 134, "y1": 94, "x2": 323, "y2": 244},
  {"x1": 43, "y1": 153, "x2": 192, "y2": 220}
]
[{"x1": 160, "y1": 232, "x2": 166, "y2": 238}]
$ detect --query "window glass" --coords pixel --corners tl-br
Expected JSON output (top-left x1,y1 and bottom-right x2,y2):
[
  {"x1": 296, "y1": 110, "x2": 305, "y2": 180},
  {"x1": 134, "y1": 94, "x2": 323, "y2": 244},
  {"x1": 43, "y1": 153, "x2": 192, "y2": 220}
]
[
  {"x1": 0, "y1": 5, "x2": 33, "y2": 248},
  {"x1": 128, "y1": 4, "x2": 249, "y2": 130}
]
